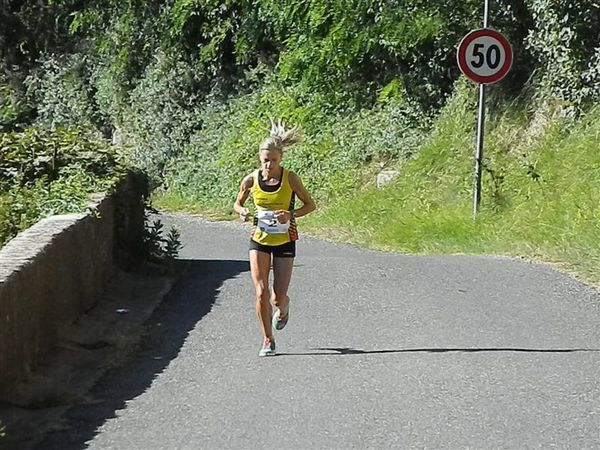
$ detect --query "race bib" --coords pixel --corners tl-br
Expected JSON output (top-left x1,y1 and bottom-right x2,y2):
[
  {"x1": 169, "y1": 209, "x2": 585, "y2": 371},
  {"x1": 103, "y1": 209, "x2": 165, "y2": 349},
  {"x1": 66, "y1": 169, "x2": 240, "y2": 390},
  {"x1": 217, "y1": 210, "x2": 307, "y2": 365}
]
[{"x1": 256, "y1": 210, "x2": 289, "y2": 234}]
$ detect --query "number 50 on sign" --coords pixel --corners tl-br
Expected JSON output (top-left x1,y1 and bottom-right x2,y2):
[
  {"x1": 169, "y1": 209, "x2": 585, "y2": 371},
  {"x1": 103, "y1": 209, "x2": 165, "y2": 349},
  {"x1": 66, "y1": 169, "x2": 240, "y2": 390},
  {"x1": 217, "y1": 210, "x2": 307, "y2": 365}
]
[{"x1": 457, "y1": 28, "x2": 513, "y2": 84}]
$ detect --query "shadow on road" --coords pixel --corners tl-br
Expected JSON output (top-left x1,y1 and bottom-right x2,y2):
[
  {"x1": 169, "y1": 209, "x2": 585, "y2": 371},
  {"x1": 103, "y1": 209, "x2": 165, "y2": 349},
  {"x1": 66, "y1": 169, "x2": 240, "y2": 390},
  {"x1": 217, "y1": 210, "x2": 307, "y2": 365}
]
[
  {"x1": 279, "y1": 347, "x2": 600, "y2": 356},
  {"x1": 36, "y1": 258, "x2": 249, "y2": 450}
]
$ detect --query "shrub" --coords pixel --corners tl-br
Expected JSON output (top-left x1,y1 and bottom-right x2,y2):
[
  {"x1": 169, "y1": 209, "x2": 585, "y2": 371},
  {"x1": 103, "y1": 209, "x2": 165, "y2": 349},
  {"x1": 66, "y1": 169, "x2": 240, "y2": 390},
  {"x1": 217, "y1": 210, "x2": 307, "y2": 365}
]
[
  {"x1": 118, "y1": 52, "x2": 203, "y2": 185},
  {"x1": 526, "y1": 1, "x2": 600, "y2": 109},
  {"x1": 24, "y1": 54, "x2": 107, "y2": 133},
  {"x1": 0, "y1": 126, "x2": 121, "y2": 191},
  {"x1": 0, "y1": 126, "x2": 124, "y2": 247},
  {"x1": 160, "y1": 79, "x2": 431, "y2": 211}
]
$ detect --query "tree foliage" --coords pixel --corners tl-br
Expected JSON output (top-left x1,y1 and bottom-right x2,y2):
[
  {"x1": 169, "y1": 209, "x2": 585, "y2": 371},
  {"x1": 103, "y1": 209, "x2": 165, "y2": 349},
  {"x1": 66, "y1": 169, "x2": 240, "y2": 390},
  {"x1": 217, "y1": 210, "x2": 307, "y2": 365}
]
[
  {"x1": 1, "y1": 0, "x2": 599, "y2": 192},
  {"x1": 3, "y1": 1, "x2": 600, "y2": 122},
  {"x1": 525, "y1": 0, "x2": 600, "y2": 107}
]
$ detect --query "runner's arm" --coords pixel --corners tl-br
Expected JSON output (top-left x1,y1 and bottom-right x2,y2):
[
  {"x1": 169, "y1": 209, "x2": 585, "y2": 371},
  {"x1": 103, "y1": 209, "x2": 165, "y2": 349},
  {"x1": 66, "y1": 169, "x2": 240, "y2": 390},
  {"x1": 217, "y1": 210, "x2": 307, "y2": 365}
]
[
  {"x1": 233, "y1": 174, "x2": 254, "y2": 221},
  {"x1": 282, "y1": 171, "x2": 316, "y2": 221}
]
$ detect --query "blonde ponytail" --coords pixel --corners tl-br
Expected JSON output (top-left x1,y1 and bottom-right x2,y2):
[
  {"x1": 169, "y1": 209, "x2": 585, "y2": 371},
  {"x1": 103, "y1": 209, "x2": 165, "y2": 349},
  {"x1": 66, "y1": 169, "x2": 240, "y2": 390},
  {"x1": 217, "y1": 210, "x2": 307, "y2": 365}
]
[{"x1": 259, "y1": 120, "x2": 303, "y2": 153}]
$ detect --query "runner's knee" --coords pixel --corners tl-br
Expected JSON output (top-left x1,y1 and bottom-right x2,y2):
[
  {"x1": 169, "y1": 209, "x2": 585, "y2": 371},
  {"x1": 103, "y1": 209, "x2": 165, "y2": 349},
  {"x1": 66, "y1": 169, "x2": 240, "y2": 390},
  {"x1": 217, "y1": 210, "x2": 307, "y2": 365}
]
[{"x1": 254, "y1": 284, "x2": 269, "y2": 302}]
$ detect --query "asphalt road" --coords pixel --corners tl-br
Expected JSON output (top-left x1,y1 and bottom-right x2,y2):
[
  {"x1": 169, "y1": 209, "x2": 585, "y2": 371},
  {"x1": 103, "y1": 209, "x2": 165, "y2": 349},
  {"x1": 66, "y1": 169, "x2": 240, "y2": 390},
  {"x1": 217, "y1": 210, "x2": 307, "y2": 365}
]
[{"x1": 39, "y1": 213, "x2": 600, "y2": 449}]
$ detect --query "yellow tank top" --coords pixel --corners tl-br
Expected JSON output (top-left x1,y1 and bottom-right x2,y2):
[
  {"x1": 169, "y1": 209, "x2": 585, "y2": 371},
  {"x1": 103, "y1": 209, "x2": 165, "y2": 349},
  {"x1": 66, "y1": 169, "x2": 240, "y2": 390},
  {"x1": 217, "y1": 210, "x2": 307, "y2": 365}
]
[{"x1": 250, "y1": 168, "x2": 298, "y2": 246}]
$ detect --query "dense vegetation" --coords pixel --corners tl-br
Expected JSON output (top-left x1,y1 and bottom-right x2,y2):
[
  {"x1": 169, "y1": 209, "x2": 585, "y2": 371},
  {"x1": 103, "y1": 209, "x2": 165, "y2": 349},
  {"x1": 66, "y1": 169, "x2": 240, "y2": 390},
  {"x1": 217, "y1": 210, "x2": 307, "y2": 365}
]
[
  {"x1": 1, "y1": 1, "x2": 599, "y2": 280},
  {"x1": 0, "y1": 126, "x2": 126, "y2": 246}
]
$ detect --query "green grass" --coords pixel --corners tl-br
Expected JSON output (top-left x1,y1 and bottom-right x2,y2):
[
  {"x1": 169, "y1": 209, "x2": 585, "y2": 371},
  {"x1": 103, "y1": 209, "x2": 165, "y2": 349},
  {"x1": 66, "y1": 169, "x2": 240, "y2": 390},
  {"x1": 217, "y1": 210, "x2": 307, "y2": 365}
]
[{"x1": 301, "y1": 101, "x2": 600, "y2": 285}]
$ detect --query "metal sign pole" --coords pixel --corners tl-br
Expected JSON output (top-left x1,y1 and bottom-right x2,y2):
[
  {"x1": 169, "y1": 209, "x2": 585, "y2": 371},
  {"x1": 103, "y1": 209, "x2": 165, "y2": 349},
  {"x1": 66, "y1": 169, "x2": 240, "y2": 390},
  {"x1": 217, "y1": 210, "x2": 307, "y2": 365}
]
[
  {"x1": 473, "y1": 82, "x2": 486, "y2": 216},
  {"x1": 473, "y1": 0, "x2": 490, "y2": 218}
]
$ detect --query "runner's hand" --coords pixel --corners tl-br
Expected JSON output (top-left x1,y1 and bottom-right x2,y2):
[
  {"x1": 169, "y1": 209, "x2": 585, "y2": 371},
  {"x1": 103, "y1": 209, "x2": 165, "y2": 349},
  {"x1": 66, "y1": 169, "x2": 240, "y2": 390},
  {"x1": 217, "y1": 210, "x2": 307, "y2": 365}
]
[
  {"x1": 275, "y1": 210, "x2": 292, "y2": 224},
  {"x1": 239, "y1": 208, "x2": 250, "y2": 222}
]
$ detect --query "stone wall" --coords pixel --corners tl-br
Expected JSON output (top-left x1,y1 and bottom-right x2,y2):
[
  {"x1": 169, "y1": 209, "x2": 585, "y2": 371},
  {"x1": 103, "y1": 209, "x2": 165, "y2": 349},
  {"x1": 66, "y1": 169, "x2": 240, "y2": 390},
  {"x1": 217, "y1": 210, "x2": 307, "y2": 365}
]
[{"x1": 0, "y1": 172, "x2": 146, "y2": 391}]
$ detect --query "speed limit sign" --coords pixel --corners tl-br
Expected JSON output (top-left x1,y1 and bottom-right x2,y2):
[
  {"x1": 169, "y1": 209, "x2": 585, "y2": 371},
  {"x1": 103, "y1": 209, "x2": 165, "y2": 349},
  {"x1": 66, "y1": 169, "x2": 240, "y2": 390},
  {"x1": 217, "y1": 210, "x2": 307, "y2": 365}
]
[{"x1": 457, "y1": 28, "x2": 512, "y2": 84}]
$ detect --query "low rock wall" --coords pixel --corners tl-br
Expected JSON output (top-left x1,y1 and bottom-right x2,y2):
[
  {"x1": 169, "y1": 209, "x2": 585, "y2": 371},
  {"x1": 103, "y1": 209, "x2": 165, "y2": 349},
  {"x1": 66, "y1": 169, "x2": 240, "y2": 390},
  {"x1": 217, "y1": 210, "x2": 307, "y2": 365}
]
[{"x1": 0, "y1": 173, "x2": 146, "y2": 391}]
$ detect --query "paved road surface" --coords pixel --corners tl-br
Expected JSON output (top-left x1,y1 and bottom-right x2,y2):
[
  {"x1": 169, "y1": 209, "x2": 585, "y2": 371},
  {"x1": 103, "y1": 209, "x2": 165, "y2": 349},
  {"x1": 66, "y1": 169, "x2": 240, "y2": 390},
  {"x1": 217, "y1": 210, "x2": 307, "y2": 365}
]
[{"x1": 40, "y1": 213, "x2": 600, "y2": 449}]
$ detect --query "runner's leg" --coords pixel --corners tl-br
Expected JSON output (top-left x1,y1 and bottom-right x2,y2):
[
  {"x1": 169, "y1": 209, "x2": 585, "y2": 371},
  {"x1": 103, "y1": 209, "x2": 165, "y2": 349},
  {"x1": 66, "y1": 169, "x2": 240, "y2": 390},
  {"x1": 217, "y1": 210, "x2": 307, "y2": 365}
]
[
  {"x1": 272, "y1": 257, "x2": 294, "y2": 316},
  {"x1": 250, "y1": 249, "x2": 274, "y2": 340}
]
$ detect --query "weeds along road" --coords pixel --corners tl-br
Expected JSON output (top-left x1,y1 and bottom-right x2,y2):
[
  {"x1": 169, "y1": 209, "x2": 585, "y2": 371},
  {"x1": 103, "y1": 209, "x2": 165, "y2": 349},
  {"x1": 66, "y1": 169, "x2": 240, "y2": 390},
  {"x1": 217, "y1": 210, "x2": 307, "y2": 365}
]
[{"x1": 42, "y1": 213, "x2": 600, "y2": 449}]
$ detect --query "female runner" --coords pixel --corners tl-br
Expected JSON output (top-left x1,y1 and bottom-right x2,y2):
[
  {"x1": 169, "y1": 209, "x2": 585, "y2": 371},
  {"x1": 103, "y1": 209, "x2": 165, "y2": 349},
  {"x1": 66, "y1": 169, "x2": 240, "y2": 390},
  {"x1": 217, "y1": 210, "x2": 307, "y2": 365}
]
[{"x1": 233, "y1": 122, "x2": 316, "y2": 356}]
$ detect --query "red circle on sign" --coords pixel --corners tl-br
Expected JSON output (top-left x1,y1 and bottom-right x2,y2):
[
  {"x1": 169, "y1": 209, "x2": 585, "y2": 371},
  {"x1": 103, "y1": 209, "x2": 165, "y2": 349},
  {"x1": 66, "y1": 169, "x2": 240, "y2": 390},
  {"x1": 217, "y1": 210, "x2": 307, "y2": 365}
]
[{"x1": 457, "y1": 28, "x2": 513, "y2": 84}]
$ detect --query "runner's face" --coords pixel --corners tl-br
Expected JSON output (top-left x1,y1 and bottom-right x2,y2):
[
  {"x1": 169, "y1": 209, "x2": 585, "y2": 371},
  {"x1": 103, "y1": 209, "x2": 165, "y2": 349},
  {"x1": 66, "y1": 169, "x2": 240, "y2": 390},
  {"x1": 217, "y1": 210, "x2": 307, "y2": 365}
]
[{"x1": 259, "y1": 149, "x2": 282, "y2": 177}]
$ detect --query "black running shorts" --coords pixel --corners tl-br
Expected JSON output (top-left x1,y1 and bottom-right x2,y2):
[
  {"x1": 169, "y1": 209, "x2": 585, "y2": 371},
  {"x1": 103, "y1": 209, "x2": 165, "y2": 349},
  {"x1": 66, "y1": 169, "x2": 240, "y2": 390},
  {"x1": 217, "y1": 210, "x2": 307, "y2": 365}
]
[{"x1": 249, "y1": 239, "x2": 296, "y2": 258}]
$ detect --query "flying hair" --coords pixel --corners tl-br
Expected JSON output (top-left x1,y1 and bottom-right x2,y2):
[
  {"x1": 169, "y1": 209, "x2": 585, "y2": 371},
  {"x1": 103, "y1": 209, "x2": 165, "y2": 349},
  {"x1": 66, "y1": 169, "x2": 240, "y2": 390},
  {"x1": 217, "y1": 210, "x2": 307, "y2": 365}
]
[{"x1": 259, "y1": 120, "x2": 303, "y2": 153}]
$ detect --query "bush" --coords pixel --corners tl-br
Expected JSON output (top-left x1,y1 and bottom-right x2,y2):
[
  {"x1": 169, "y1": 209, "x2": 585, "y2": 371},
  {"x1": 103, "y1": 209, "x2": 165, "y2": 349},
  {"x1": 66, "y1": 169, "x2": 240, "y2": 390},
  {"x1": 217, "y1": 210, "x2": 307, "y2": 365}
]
[
  {"x1": 160, "y1": 78, "x2": 431, "y2": 212},
  {"x1": 526, "y1": 1, "x2": 600, "y2": 109},
  {"x1": 0, "y1": 126, "x2": 121, "y2": 191},
  {"x1": 0, "y1": 126, "x2": 124, "y2": 247},
  {"x1": 118, "y1": 52, "x2": 203, "y2": 185},
  {"x1": 24, "y1": 54, "x2": 108, "y2": 133}
]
